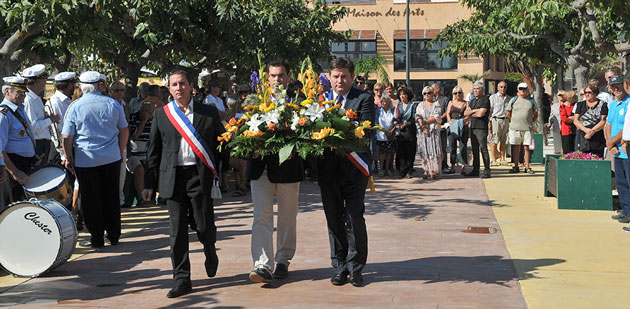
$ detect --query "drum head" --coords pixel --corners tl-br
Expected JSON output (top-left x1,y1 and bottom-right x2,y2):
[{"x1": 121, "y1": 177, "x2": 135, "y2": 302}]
[
  {"x1": 0, "y1": 202, "x2": 61, "y2": 277},
  {"x1": 24, "y1": 166, "x2": 66, "y2": 193}
]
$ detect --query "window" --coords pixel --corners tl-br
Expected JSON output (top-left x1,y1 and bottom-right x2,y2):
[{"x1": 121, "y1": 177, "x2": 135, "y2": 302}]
[
  {"x1": 331, "y1": 40, "x2": 377, "y2": 63},
  {"x1": 394, "y1": 39, "x2": 457, "y2": 71},
  {"x1": 326, "y1": 0, "x2": 376, "y2": 4}
]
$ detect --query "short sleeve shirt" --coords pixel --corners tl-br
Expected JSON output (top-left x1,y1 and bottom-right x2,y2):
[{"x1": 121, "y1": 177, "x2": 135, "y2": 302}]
[
  {"x1": 469, "y1": 95, "x2": 490, "y2": 129},
  {"x1": 506, "y1": 97, "x2": 536, "y2": 131},
  {"x1": 62, "y1": 92, "x2": 128, "y2": 167},
  {"x1": 607, "y1": 95, "x2": 630, "y2": 159}
]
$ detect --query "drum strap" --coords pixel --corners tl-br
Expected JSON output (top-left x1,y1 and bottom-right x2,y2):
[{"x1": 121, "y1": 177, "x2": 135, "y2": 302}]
[{"x1": 0, "y1": 104, "x2": 36, "y2": 149}]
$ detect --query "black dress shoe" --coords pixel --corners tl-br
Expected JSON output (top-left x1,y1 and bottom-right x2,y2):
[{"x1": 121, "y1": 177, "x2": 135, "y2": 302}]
[
  {"x1": 331, "y1": 271, "x2": 349, "y2": 286},
  {"x1": 167, "y1": 282, "x2": 192, "y2": 298},
  {"x1": 349, "y1": 273, "x2": 363, "y2": 287},
  {"x1": 463, "y1": 171, "x2": 479, "y2": 177},
  {"x1": 205, "y1": 251, "x2": 219, "y2": 278},
  {"x1": 273, "y1": 263, "x2": 289, "y2": 279}
]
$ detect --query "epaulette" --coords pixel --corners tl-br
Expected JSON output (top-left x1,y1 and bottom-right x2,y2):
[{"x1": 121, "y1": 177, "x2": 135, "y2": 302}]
[{"x1": 0, "y1": 106, "x2": 9, "y2": 115}]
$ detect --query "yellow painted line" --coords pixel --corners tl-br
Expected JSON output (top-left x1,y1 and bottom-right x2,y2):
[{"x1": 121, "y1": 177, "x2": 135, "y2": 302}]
[
  {"x1": 485, "y1": 165, "x2": 630, "y2": 309},
  {"x1": 0, "y1": 204, "x2": 168, "y2": 292}
]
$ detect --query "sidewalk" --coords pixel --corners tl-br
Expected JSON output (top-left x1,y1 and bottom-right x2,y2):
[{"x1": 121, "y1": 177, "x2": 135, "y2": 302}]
[
  {"x1": 0, "y1": 166, "x2": 526, "y2": 308},
  {"x1": 485, "y1": 163, "x2": 630, "y2": 309}
]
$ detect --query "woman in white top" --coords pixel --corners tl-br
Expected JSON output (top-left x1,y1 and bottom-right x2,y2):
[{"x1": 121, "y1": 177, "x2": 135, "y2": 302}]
[{"x1": 375, "y1": 96, "x2": 397, "y2": 176}]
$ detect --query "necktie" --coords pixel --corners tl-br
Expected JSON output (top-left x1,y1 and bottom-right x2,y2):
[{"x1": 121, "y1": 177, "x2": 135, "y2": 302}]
[{"x1": 336, "y1": 95, "x2": 344, "y2": 109}]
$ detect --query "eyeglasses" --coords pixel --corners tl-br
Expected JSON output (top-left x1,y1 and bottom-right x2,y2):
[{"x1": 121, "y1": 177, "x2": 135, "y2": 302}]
[
  {"x1": 584, "y1": 91, "x2": 593, "y2": 94},
  {"x1": 422, "y1": 92, "x2": 432, "y2": 95},
  {"x1": 453, "y1": 91, "x2": 462, "y2": 94},
  {"x1": 518, "y1": 87, "x2": 528, "y2": 91}
]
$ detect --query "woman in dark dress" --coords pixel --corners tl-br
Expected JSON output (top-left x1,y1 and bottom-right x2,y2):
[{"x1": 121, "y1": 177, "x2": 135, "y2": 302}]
[
  {"x1": 393, "y1": 87, "x2": 419, "y2": 178},
  {"x1": 573, "y1": 84, "x2": 608, "y2": 157}
]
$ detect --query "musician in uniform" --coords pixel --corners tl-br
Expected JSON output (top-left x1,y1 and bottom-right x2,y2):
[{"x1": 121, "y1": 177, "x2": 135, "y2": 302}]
[
  {"x1": 61, "y1": 71, "x2": 129, "y2": 249},
  {"x1": 46, "y1": 72, "x2": 76, "y2": 165},
  {"x1": 142, "y1": 70, "x2": 224, "y2": 298},
  {"x1": 0, "y1": 77, "x2": 37, "y2": 204},
  {"x1": 22, "y1": 64, "x2": 60, "y2": 166}
]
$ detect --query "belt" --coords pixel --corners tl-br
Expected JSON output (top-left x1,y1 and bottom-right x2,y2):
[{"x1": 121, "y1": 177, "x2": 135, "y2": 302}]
[{"x1": 492, "y1": 117, "x2": 506, "y2": 119}]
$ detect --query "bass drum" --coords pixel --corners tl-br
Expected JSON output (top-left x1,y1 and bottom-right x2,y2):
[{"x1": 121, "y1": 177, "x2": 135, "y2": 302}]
[{"x1": 0, "y1": 199, "x2": 77, "y2": 277}]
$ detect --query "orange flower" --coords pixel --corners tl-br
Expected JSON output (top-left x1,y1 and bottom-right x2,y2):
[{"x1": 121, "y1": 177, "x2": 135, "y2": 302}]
[
  {"x1": 237, "y1": 117, "x2": 246, "y2": 125},
  {"x1": 298, "y1": 117, "x2": 307, "y2": 126},
  {"x1": 229, "y1": 118, "x2": 236, "y2": 126},
  {"x1": 354, "y1": 126, "x2": 365, "y2": 139},
  {"x1": 267, "y1": 122, "x2": 277, "y2": 131},
  {"x1": 346, "y1": 109, "x2": 358, "y2": 119}
]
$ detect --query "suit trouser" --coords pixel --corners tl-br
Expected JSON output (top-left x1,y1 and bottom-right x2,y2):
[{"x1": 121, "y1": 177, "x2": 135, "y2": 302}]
[
  {"x1": 397, "y1": 139, "x2": 416, "y2": 177},
  {"x1": 250, "y1": 170, "x2": 300, "y2": 271},
  {"x1": 34, "y1": 139, "x2": 51, "y2": 168},
  {"x1": 470, "y1": 128, "x2": 490, "y2": 173},
  {"x1": 167, "y1": 166, "x2": 217, "y2": 283},
  {"x1": 75, "y1": 160, "x2": 121, "y2": 246},
  {"x1": 320, "y1": 174, "x2": 368, "y2": 275}
]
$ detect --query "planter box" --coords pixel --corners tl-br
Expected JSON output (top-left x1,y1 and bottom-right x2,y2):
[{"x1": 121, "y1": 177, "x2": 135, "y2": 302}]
[
  {"x1": 545, "y1": 157, "x2": 612, "y2": 210},
  {"x1": 530, "y1": 133, "x2": 544, "y2": 164}
]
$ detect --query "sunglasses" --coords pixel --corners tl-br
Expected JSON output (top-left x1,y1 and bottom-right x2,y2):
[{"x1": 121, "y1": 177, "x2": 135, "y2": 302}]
[
  {"x1": 453, "y1": 91, "x2": 462, "y2": 94},
  {"x1": 355, "y1": 82, "x2": 364, "y2": 85},
  {"x1": 422, "y1": 92, "x2": 432, "y2": 95},
  {"x1": 584, "y1": 91, "x2": 593, "y2": 94},
  {"x1": 518, "y1": 87, "x2": 528, "y2": 91}
]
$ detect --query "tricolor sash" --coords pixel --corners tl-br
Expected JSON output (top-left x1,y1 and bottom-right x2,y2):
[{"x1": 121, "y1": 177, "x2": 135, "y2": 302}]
[
  {"x1": 345, "y1": 151, "x2": 371, "y2": 177},
  {"x1": 164, "y1": 101, "x2": 217, "y2": 176}
]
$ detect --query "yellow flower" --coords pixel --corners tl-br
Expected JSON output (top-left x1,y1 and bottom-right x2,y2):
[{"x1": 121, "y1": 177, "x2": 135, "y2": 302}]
[
  {"x1": 241, "y1": 130, "x2": 262, "y2": 138},
  {"x1": 323, "y1": 100, "x2": 335, "y2": 105},
  {"x1": 228, "y1": 126, "x2": 238, "y2": 133},
  {"x1": 300, "y1": 99, "x2": 312, "y2": 106},
  {"x1": 354, "y1": 126, "x2": 365, "y2": 139},
  {"x1": 219, "y1": 132, "x2": 232, "y2": 142},
  {"x1": 287, "y1": 103, "x2": 299, "y2": 109},
  {"x1": 243, "y1": 105, "x2": 258, "y2": 110},
  {"x1": 312, "y1": 127, "x2": 335, "y2": 140},
  {"x1": 327, "y1": 103, "x2": 341, "y2": 112},
  {"x1": 362, "y1": 120, "x2": 371, "y2": 128}
]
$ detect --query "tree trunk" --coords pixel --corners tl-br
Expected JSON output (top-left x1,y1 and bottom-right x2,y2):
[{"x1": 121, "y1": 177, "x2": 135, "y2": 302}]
[
  {"x1": 556, "y1": 64, "x2": 565, "y2": 96},
  {"x1": 573, "y1": 65, "x2": 589, "y2": 93},
  {"x1": 123, "y1": 65, "x2": 141, "y2": 104},
  {"x1": 532, "y1": 66, "x2": 545, "y2": 133},
  {"x1": 623, "y1": 52, "x2": 630, "y2": 75}
]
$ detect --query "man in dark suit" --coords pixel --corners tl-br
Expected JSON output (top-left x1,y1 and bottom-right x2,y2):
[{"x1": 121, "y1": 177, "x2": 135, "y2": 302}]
[
  {"x1": 317, "y1": 58, "x2": 375, "y2": 287},
  {"x1": 248, "y1": 60, "x2": 305, "y2": 284},
  {"x1": 142, "y1": 70, "x2": 224, "y2": 298}
]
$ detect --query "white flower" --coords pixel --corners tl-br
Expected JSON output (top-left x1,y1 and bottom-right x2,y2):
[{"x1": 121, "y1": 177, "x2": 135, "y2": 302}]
[
  {"x1": 246, "y1": 114, "x2": 265, "y2": 131},
  {"x1": 261, "y1": 109, "x2": 280, "y2": 125},
  {"x1": 304, "y1": 103, "x2": 325, "y2": 122},
  {"x1": 290, "y1": 111, "x2": 300, "y2": 130}
]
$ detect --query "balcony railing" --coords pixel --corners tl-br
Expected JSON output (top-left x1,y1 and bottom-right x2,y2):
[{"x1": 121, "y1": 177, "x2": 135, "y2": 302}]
[{"x1": 326, "y1": 0, "x2": 376, "y2": 5}]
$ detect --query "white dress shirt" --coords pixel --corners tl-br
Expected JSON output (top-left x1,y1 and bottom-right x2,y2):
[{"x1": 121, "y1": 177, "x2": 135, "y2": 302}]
[
  {"x1": 203, "y1": 94, "x2": 225, "y2": 112},
  {"x1": 47, "y1": 90, "x2": 72, "y2": 159},
  {"x1": 176, "y1": 98, "x2": 197, "y2": 166},
  {"x1": 24, "y1": 89, "x2": 52, "y2": 140}
]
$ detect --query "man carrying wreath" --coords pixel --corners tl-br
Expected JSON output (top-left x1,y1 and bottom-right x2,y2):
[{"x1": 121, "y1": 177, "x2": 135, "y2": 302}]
[
  {"x1": 247, "y1": 60, "x2": 305, "y2": 284},
  {"x1": 317, "y1": 58, "x2": 375, "y2": 287},
  {"x1": 142, "y1": 70, "x2": 224, "y2": 298}
]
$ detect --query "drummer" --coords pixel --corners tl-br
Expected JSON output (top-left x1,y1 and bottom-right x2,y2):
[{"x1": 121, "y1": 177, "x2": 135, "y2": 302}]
[
  {"x1": 0, "y1": 76, "x2": 37, "y2": 204},
  {"x1": 46, "y1": 72, "x2": 76, "y2": 165}
]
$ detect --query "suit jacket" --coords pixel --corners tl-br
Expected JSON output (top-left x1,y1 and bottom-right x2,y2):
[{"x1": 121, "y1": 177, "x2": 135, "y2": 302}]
[
  {"x1": 145, "y1": 99, "x2": 225, "y2": 198},
  {"x1": 317, "y1": 86, "x2": 376, "y2": 185},
  {"x1": 249, "y1": 154, "x2": 304, "y2": 183}
]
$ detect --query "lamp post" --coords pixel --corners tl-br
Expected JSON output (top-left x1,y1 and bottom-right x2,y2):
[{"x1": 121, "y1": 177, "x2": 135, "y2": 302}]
[{"x1": 405, "y1": 0, "x2": 410, "y2": 86}]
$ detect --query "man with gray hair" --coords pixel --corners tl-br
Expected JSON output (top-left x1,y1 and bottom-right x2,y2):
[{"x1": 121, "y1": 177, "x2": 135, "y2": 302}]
[
  {"x1": 488, "y1": 81, "x2": 511, "y2": 165},
  {"x1": 62, "y1": 71, "x2": 129, "y2": 248},
  {"x1": 463, "y1": 81, "x2": 491, "y2": 178},
  {"x1": 129, "y1": 81, "x2": 150, "y2": 115}
]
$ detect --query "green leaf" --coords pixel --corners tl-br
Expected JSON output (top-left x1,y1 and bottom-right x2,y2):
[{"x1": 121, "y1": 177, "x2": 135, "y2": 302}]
[{"x1": 278, "y1": 143, "x2": 295, "y2": 165}]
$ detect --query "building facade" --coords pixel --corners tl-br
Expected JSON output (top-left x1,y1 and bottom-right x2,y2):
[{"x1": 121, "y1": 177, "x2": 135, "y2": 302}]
[{"x1": 328, "y1": 0, "x2": 505, "y2": 98}]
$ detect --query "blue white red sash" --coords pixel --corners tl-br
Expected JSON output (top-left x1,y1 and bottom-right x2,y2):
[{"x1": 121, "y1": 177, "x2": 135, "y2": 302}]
[
  {"x1": 345, "y1": 151, "x2": 371, "y2": 177},
  {"x1": 164, "y1": 101, "x2": 217, "y2": 176}
]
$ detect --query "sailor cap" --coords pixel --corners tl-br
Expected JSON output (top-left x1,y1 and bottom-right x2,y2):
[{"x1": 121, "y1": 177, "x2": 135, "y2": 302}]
[
  {"x1": 54, "y1": 72, "x2": 77, "y2": 82},
  {"x1": 79, "y1": 71, "x2": 102, "y2": 83},
  {"x1": 3, "y1": 76, "x2": 28, "y2": 92},
  {"x1": 99, "y1": 73, "x2": 107, "y2": 82},
  {"x1": 22, "y1": 64, "x2": 47, "y2": 79}
]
